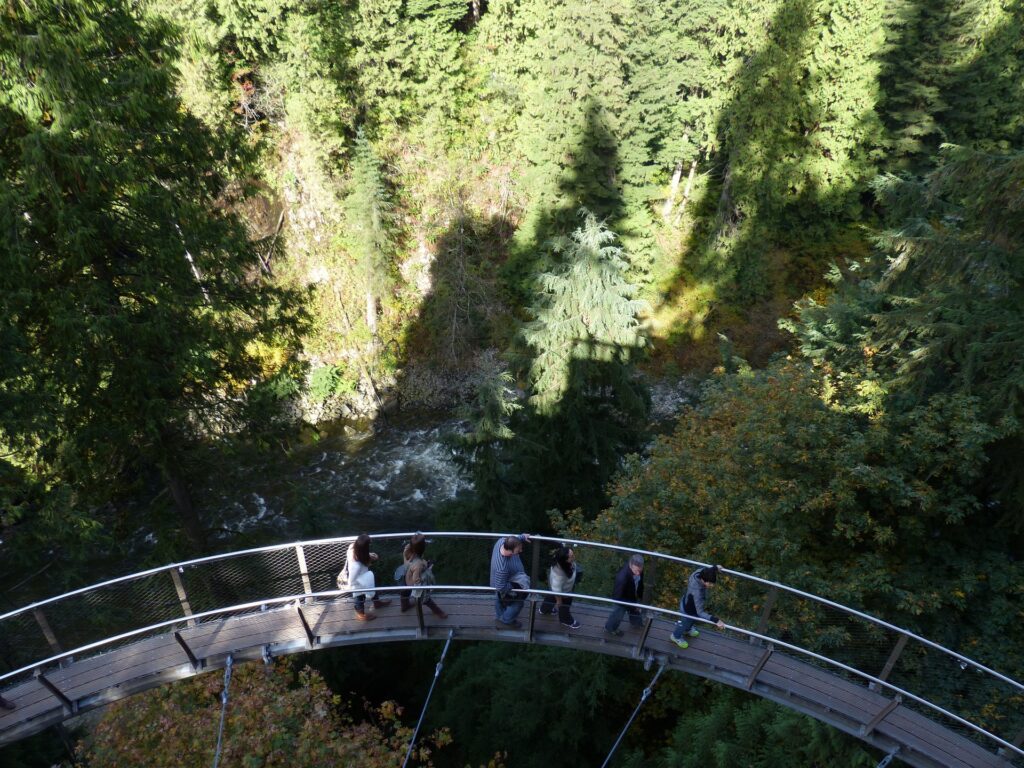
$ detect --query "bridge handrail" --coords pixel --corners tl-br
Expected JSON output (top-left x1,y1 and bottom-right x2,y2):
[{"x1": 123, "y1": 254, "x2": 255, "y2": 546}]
[
  {"x1": 527, "y1": 534, "x2": 1024, "y2": 694},
  {"x1": 1, "y1": 531, "x2": 1021, "y2": 759},
  {"x1": 0, "y1": 582, "x2": 1021, "y2": 760},
  {"x1": 1, "y1": 529, "x2": 1017, "y2": 692}
]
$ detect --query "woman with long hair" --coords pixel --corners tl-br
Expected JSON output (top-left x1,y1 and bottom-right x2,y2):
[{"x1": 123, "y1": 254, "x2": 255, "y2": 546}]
[
  {"x1": 539, "y1": 545, "x2": 580, "y2": 629},
  {"x1": 338, "y1": 533, "x2": 391, "y2": 621},
  {"x1": 400, "y1": 533, "x2": 447, "y2": 619}
]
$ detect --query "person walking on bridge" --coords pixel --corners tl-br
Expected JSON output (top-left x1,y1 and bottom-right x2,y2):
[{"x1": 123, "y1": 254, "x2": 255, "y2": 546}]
[
  {"x1": 539, "y1": 545, "x2": 581, "y2": 629},
  {"x1": 672, "y1": 564, "x2": 725, "y2": 649},
  {"x1": 490, "y1": 533, "x2": 532, "y2": 628},
  {"x1": 337, "y1": 533, "x2": 392, "y2": 621},
  {"x1": 399, "y1": 532, "x2": 447, "y2": 619},
  {"x1": 604, "y1": 554, "x2": 645, "y2": 636}
]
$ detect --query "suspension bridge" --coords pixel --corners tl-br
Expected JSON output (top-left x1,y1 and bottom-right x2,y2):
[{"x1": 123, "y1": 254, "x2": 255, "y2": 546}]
[{"x1": 0, "y1": 532, "x2": 1021, "y2": 767}]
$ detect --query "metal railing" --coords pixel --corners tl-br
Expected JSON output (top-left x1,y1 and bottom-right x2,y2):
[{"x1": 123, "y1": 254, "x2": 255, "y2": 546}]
[{"x1": 0, "y1": 532, "x2": 1021, "y2": 761}]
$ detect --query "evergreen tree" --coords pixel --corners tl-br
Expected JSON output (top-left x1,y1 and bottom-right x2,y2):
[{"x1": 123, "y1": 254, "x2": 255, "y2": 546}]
[
  {"x1": 350, "y1": 0, "x2": 415, "y2": 133},
  {"x1": 0, "y1": 0, "x2": 304, "y2": 546},
  {"x1": 514, "y1": 210, "x2": 649, "y2": 518},
  {"x1": 787, "y1": 146, "x2": 1024, "y2": 530},
  {"x1": 343, "y1": 132, "x2": 394, "y2": 338},
  {"x1": 481, "y1": 0, "x2": 629, "y2": 249}
]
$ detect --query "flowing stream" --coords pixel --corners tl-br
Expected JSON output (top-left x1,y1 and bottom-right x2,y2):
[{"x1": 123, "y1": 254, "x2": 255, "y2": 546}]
[{"x1": 199, "y1": 415, "x2": 473, "y2": 543}]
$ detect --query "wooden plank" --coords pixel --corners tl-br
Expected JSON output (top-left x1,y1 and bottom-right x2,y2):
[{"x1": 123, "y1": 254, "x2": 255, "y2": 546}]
[{"x1": 0, "y1": 594, "x2": 1016, "y2": 768}]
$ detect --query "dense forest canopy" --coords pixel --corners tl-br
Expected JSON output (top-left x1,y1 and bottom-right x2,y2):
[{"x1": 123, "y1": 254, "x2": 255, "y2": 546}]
[{"x1": 1, "y1": 0, "x2": 1022, "y2": 764}]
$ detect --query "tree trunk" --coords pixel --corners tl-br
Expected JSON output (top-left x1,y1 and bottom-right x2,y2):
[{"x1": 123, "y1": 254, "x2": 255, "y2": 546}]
[
  {"x1": 661, "y1": 160, "x2": 685, "y2": 221},
  {"x1": 365, "y1": 290, "x2": 377, "y2": 336},
  {"x1": 161, "y1": 457, "x2": 205, "y2": 548},
  {"x1": 471, "y1": 0, "x2": 480, "y2": 22}
]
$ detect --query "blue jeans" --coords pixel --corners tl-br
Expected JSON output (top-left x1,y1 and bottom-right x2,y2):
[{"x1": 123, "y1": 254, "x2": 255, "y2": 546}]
[
  {"x1": 495, "y1": 593, "x2": 524, "y2": 624},
  {"x1": 605, "y1": 603, "x2": 643, "y2": 632}
]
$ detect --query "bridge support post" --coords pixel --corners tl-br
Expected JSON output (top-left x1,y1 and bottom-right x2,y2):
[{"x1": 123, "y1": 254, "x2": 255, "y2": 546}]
[
  {"x1": 295, "y1": 605, "x2": 316, "y2": 649},
  {"x1": 862, "y1": 695, "x2": 902, "y2": 737},
  {"x1": 32, "y1": 608, "x2": 62, "y2": 657},
  {"x1": 174, "y1": 631, "x2": 202, "y2": 671},
  {"x1": 168, "y1": 567, "x2": 196, "y2": 628},
  {"x1": 526, "y1": 599, "x2": 537, "y2": 642},
  {"x1": 35, "y1": 670, "x2": 75, "y2": 714},
  {"x1": 750, "y1": 587, "x2": 779, "y2": 645},
  {"x1": 634, "y1": 616, "x2": 653, "y2": 658},
  {"x1": 530, "y1": 543, "x2": 541, "y2": 589},
  {"x1": 745, "y1": 644, "x2": 774, "y2": 690},
  {"x1": 295, "y1": 545, "x2": 313, "y2": 601},
  {"x1": 869, "y1": 634, "x2": 908, "y2": 692}
]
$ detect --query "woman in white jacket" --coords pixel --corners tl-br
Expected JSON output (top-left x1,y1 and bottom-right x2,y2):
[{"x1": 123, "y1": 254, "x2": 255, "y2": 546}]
[
  {"x1": 338, "y1": 533, "x2": 392, "y2": 621},
  {"x1": 539, "y1": 545, "x2": 580, "y2": 629}
]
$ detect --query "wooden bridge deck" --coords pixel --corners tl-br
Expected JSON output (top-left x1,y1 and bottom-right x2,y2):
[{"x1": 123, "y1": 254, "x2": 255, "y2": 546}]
[{"x1": 0, "y1": 594, "x2": 1015, "y2": 768}]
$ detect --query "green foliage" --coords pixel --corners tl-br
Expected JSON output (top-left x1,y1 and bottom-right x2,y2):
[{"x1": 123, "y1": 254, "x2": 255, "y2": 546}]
[
  {"x1": 511, "y1": 211, "x2": 649, "y2": 519},
  {"x1": 879, "y1": 0, "x2": 1023, "y2": 169},
  {"x1": 308, "y1": 363, "x2": 357, "y2": 402},
  {"x1": 430, "y1": 644, "x2": 636, "y2": 768},
  {"x1": 786, "y1": 146, "x2": 1024, "y2": 527},
  {"x1": 0, "y1": 0, "x2": 305, "y2": 544},
  {"x1": 343, "y1": 131, "x2": 395, "y2": 333},
  {"x1": 81, "y1": 657, "x2": 451, "y2": 766},
  {"x1": 659, "y1": 691, "x2": 874, "y2": 768}
]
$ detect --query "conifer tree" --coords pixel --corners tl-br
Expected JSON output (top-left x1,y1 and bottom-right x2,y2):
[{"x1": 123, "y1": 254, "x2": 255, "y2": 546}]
[
  {"x1": 787, "y1": 146, "x2": 1024, "y2": 528},
  {"x1": 0, "y1": 0, "x2": 303, "y2": 545},
  {"x1": 343, "y1": 132, "x2": 394, "y2": 337},
  {"x1": 515, "y1": 210, "x2": 649, "y2": 517}
]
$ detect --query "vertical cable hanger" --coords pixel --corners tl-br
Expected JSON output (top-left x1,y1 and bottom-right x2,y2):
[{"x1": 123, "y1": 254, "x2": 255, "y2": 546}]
[
  {"x1": 402, "y1": 630, "x2": 455, "y2": 768},
  {"x1": 601, "y1": 663, "x2": 666, "y2": 768}
]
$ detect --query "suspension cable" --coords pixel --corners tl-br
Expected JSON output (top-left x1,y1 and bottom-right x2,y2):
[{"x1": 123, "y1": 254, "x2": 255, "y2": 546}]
[
  {"x1": 402, "y1": 630, "x2": 455, "y2": 768},
  {"x1": 212, "y1": 654, "x2": 234, "y2": 768},
  {"x1": 876, "y1": 748, "x2": 899, "y2": 768},
  {"x1": 601, "y1": 663, "x2": 666, "y2": 768}
]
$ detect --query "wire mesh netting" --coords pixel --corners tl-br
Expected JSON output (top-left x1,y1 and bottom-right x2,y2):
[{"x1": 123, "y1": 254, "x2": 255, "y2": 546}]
[{"x1": 0, "y1": 532, "x2": 1020, "y2": 762}]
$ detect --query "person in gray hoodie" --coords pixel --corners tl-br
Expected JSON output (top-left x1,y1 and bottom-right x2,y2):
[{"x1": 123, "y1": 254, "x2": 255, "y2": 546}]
[{"x1": 671, "y1": 564, "x2": 725, "y2": 649}]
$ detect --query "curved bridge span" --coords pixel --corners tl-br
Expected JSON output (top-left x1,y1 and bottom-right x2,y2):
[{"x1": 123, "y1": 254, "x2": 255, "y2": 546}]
[{"x1": 1, "y1": 533, "x2": 1021, "y2": 768}]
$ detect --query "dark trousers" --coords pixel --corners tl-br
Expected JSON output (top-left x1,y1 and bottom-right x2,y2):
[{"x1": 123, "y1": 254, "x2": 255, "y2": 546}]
[
  {"x1": 539, "y1": 594, "x2": 574, "y2": 623},
  {"x1": 605, "y1": 603, "x2": 643, "y2": 632}
]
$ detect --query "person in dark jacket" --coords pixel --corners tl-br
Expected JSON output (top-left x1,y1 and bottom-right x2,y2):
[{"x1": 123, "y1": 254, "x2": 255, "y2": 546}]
[
  {"x1": 671, "y1": 564, "x2": 725, "y2": 649},
  {"x1": 604, "y1": 554, "x2": 644, "y2": 636}
]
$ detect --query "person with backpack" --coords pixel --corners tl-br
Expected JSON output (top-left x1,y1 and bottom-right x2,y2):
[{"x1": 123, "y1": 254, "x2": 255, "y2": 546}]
[
  {"x1": 337, "y1": 533, "x2": 391, "y2": 621},
  {"x1": 671, "y1": 564, "x2": 725, "y2": 649},
  {"x1": 539, "y1": 545, "x2": 581, "y2": 629},
  {"x1": 398, "y1": 532, "x2": 447, "y2": 619}
]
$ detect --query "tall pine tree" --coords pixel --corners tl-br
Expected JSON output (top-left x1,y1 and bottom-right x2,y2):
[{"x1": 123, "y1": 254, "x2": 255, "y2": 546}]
[{"x1": 0, "y1": 0, "x2": 303, "y2": 546}]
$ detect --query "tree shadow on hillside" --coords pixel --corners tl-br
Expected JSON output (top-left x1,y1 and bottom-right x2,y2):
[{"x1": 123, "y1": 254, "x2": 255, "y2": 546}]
[
  {"x1": 501, "y1": 98, "x2": 625, "y2": 310},
  {"x1": 389, "y1": 198, "x2": 513, "y2": 411},
  {"x1": 427, "y1": 107, "x2": 648, "y2": 533},
  {"x1": 657, "y1": 0, "x2": 885, "y2": 369}
]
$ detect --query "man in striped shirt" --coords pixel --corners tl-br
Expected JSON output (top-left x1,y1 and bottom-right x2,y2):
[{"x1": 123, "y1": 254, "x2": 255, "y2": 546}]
[{"x1": 490, "y1": 534, "x2": 532, "y2": 628}]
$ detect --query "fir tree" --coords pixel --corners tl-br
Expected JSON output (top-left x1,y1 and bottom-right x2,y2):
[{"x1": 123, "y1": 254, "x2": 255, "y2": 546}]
[
  {"x1": 343, "y1": 132, "x2": 394, "y2": 337},
  {"x1": 0, "y1": 0, "x2": 304, "y2": 546},
  {"x1": 515, "y1": 210, "x2": 649, "y2": 517}
]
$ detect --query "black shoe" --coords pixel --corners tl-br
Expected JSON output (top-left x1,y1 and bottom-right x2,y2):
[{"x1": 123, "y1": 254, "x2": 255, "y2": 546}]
[
  {"x1": 497, "y1": 619, "x2": 523, "y2": 629},
  {"x1": 605, "y1": 627, "x2": 624, "y2": 637},
  {"x1": 561, "y1": 619, "x2": 581, "y2": 629}
]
